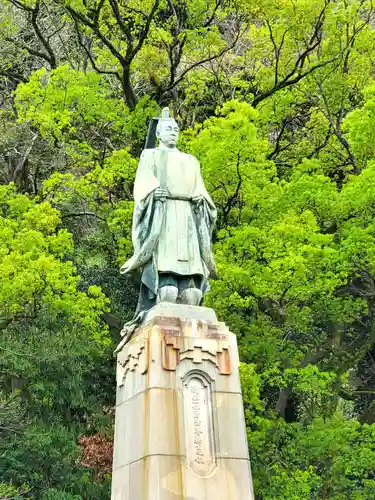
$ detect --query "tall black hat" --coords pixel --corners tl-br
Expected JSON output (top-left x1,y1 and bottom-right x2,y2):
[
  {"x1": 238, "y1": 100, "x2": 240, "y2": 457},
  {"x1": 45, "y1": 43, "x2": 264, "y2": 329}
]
[{"x1": 144, "y1": 107, "x2": 175, "y2": 149}]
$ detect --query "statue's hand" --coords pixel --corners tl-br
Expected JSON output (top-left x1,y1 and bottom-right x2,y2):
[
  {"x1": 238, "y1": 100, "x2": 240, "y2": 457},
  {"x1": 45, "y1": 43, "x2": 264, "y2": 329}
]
[{"x1": 154, "y1": 187, "x2": 168, "y2": 201}]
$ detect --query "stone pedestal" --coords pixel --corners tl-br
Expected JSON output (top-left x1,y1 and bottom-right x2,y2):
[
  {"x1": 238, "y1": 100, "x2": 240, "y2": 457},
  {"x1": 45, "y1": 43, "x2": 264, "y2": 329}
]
[{"x1": 111, "y1": 303, "x2": 255, "y2": 500}]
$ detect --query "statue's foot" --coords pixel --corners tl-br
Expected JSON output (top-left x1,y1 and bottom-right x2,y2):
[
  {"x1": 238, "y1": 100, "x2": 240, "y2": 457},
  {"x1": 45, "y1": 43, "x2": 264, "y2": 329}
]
[
  {"x1": 157, "y1": 285, "x2": 178, "y2": 303},
  {"x1": 180, "y1": 287, "x2": 202, "y2": 306}
]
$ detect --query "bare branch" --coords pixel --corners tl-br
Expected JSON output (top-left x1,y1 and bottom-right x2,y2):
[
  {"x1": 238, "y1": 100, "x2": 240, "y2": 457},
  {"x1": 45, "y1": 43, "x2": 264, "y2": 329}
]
[
  {"x1": 162, "y1": 25, "x2": 243, "y2": 96},
  {"x1": 132, "y1": 0, "x2": 160, "y2": 56},
  {"x1": 6, "y1": 0, "x2": 58, "y2": 68},
  {"x1": 72, "y1": 16, "x2": 120, "y2": 79},
  {"x1": 31, "y1": 0, "x2": 57, "y2": 68},
  {"x1": 0, "y1": 68, "x2": 27, "y2": 83},
  {"x1": 62, "y1": 211, "x2": 107, "y2": 223},
  {"x1": 203, "y1": 0, "x2": 222, "y2": 27},
  {"x1": 5, "y1": 36, "x2": 53, "y2": 65},
  {"x1": 65, "y1": 4, "x2": 127, "y2": 67},
  {"x1": 8, "y1": 0, "x2": 33, "y2": 11},
  {"x1": 252, "y1": 4, "x2": 371, "y2": 107}
]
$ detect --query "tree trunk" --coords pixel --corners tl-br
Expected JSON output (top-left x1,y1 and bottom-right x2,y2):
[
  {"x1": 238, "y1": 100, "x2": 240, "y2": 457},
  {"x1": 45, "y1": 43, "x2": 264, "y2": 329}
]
[{"x1": 121, "y1": 66, "x2": 138, "y2": 110}]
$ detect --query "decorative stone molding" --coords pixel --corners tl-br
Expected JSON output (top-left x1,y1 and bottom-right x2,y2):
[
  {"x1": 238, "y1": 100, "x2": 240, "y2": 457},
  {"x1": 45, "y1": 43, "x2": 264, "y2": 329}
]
[
  {"x1": 117, "y1": 337, "x2": 148, "y2": 387},
  {"x1": 162, "y1": 335, "x2": 232, "y2": 375}
]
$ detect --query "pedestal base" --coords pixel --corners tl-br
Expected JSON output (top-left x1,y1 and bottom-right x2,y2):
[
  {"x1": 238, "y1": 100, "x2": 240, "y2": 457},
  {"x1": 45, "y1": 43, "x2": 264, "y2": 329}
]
[{"x1": 111, "y1": 303, "x2": 254, "y2": 500}]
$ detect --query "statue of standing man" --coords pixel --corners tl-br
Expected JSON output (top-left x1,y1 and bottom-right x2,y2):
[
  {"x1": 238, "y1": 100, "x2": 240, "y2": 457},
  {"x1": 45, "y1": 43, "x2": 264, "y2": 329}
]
[{"x1": 117, "y1": 107, "x2": 217, "y2": 347}]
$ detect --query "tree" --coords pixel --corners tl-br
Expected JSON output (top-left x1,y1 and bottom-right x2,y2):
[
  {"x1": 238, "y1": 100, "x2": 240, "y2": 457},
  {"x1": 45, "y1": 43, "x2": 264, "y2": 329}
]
[
  {"x1": 0, "y1": 184, "x2": 112, "y2": 498},
  {"x1": 2, "y1": 0, "x2": 375, "y2": 498}
]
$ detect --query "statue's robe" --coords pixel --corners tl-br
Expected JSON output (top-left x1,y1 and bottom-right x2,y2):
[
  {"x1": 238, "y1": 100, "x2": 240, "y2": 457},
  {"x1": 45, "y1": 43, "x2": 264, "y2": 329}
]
[{"x1": 117, "y1": 147, "x2": 216, "y2": 346}]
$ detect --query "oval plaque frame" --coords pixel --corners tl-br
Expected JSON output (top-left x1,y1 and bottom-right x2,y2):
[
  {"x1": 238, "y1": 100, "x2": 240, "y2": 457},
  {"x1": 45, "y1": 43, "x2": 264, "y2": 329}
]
[{"x1": 182, "y1": 371, "x2": 216, "y2": 477}]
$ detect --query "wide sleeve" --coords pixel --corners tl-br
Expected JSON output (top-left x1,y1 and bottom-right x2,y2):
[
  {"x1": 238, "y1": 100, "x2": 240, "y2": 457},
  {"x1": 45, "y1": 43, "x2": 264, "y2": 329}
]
[
  {"x1": 191, "y1": 155, "x2": 217, "y2": 224},
  {"x1": 191, "y1": 155, "x2": 217, "y2": 279},
  {"x1": 133, "y1": 149, "x2": 160, "y2": 204},
  {"x1": 120, "y1": 150, "x2": 165, "y2": 275}
]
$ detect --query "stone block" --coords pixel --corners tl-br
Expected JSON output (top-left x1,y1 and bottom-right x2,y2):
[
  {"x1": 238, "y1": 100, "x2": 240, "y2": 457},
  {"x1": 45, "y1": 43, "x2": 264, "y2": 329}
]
[
  {"x1": 111, "y1": 465, "x2": 129, "y2": 500},
  {"x1": 112, "y1": 396, "x2": 143, "y2": 469},
  {"x1": 145, "y1": 301, "x2": 218, "y2": 324},
  {"x1": 111, "y1": 304, "x2": 254, "y2": 500},
  {"x1": 213, "y1": 392, "x2": 250, "y2": 460},
  {"x1": 116, "y1": 456, "x2": 254, "y2": 500},
  {"x1": 113, "y1": 387, "x2": 182, "y2": 469}
]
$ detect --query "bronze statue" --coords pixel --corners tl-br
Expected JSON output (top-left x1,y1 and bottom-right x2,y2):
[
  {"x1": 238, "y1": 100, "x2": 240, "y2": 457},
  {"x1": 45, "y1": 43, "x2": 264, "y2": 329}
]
[{"x1": 117, "y1": 107, "x2": 217, "y2": 348}]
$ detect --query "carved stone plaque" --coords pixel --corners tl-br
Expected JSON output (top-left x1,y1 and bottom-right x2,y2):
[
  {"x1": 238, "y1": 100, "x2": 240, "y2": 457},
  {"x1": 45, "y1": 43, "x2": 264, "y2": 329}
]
[{"x1": 183, "y1": 373, "x2": 216, "y2": 476}]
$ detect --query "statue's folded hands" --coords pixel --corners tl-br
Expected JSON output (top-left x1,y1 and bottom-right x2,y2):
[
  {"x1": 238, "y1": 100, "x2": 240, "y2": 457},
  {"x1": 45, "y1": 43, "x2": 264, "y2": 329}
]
[{"x1": 154, "y1": 187, "x2": 168, "y2": 201}]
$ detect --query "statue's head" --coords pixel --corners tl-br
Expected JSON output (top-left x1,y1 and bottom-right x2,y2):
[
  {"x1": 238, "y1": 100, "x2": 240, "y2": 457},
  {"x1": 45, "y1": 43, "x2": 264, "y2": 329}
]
[{"x1": 156, "y1": 107, "x2": 179, "y2": 148}]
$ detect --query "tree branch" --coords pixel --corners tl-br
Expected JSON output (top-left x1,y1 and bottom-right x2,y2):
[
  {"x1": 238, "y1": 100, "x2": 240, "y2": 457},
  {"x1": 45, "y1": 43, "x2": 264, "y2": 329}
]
[
  {"x1": 133, "y1": 0, "x2": 160, "y2": 56},
  {"x1": 251, "y1": 0, "x2": 362, "y2": 107},
  {"x1": 161, "y1": 25, "x2": 243, "y2": 96},
  {"x1": 107, "y1": 0, "x2": 134, "y2": 60},
  {"x1": 202, "y1": 0, "x2": 222, "y2": 27},
  {"x1": 7, "y1": 0, "x2": 58, "y2": 68},
  {"x1": 252, "y1": 52, "x2": 345, "y2": 107},
  {"x1": 61, "y1": 211, "x2": 107, "y2": 223},
  {"x1": 31, "y1": 0, "x2": 57, "y2": 68},
  {"x1": 267, "y1": 118, "x2": 290, "y2": 160},
  {"x1": 72, "y1": 17, "x2": 121, "y2": 79},
  {"x1": 65, "y1": 4, "x2": 127, "y2": 67},
  {"x1": 0, "y1": 68, "x2": 27, "y2": 83}
]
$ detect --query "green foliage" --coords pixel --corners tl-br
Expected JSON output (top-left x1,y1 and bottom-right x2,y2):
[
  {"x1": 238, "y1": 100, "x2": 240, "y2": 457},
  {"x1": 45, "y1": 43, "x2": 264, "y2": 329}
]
[
  {"x1": 186, "y1": 99, "x2": 375, "y2": 497},
  {"x1": 185, "y1": 100, "x2": 273, "y2": 226},
  {"x1": 2, "y1": 0, "x2": 375, "y2": 498},
  {"x1": 344, "y1": 84, "x2": 375, "y2": 166},
  {"x1": 0, "y1": 184, "x2": 111, "y2": 498},
  {"x1": 16, "y1": 67, "x2": 127, "y2": 141},
  {"x1": 247, "y1": 415, "x2": 375, "y2": 499},
  {"x1": 14, "y1": 67, "x2": 158, "y2": 157},
  {"x1": 0, "y1": 183, "x2": 109, "y2": 343},
  {"x1": 41, "y1": 491, "x2": 82, "y2": 500},
  {"x1": 0, "y1": 482, "x2": 31, "y2": 499},
  {"x1": 1, "y1": 422, "x2": 111, "y2": 499}
]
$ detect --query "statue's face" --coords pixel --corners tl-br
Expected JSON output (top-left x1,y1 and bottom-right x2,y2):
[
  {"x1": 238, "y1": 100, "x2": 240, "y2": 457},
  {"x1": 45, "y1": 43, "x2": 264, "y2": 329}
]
[{"x1": 157, "y1": 120, "x2": 179, "y2": 148}]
